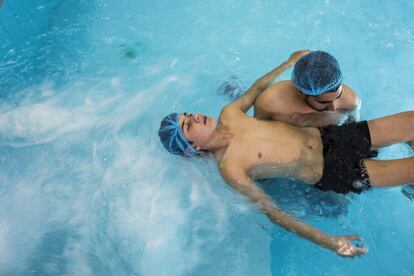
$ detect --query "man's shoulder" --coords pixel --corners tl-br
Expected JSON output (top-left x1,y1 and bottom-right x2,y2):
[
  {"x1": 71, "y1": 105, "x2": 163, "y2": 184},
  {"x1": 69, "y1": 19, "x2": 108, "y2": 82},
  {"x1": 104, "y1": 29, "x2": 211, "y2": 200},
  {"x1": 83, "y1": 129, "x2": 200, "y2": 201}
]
[
  {"x1": 262, "y1": 80, "x2": 295, "y2": 95},
  {"x1": 341, "y1": 84, "x2": 360, "y2": 110},
  {"x1": 257, "y1": 81, "x2": 298, "y2": 106},
  {"x1": 342, "y1": 84, "x2": 358, "y2": 97},
  {"x1": 256, "y1": 82, "x2": 307, "y2": 116}
]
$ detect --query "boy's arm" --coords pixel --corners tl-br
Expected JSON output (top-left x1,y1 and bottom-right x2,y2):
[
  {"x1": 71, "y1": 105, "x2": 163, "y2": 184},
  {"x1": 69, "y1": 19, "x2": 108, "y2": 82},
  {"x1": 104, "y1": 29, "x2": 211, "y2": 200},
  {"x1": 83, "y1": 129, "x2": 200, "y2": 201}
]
[
  {"x1": 220, "y1": 166, "x2": 368, "y2": 257},
  {"x1": 231, "y1": 50, "x2": 310, "y2": 113}
]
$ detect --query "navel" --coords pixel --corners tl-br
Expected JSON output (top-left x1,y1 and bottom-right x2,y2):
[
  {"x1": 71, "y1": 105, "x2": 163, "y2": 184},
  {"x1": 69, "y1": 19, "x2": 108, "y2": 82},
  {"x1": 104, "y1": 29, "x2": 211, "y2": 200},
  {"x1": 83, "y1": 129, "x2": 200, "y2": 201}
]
[
  {"x1": 308, "y1": 145, "x2": 313, "y2": 150},
  {"x1": 258, "y1": 152, "x2": 262, "y2": 158}
]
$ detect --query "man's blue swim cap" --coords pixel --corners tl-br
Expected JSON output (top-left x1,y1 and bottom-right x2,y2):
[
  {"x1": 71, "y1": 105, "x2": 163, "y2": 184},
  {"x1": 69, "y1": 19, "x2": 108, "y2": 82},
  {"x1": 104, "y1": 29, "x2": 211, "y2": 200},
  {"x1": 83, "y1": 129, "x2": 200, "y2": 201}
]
[
  {"x1": 292, "y1": 51, "x2": 343, "y2": 96},
  {"x1": 158, "y1": 113, "x2": 199, "y2": 157}
]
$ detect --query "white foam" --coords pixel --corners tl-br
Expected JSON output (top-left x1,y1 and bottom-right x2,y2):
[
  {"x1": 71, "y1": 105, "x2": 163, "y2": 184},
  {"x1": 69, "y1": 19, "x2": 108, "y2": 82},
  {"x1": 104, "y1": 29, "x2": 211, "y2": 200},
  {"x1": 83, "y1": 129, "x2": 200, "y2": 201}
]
[{"x1": 86, "y1": 133, "x2": 233, "y2": 274}]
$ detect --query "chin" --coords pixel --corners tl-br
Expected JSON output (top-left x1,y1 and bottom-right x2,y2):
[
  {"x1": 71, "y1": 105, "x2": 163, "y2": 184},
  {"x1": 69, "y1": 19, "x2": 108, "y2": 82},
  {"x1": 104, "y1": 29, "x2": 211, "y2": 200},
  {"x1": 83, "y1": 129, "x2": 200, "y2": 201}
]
[{"x1": 206, "y1": 116, "x2": 215, "y2": 125}]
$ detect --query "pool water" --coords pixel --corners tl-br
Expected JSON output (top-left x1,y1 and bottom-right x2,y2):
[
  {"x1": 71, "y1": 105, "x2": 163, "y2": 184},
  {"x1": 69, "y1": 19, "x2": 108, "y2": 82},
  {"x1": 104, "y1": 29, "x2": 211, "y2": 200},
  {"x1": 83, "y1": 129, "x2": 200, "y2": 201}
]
[{"x1": 1, "y1": 0, "x2": 414, "y2": 275}]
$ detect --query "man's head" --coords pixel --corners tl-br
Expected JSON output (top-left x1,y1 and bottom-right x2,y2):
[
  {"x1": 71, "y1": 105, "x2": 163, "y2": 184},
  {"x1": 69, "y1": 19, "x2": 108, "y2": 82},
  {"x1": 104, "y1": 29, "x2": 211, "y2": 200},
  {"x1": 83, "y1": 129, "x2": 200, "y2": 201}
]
[
  {"x1": 158, "y1": 112, "x2": 216, "y2": 157},
  {"x1": 292, "y1": 51, "x2": 343, "y2": 111},
  {"x1": 304, "y1": 85, "x2": 343, "y2": 112}
]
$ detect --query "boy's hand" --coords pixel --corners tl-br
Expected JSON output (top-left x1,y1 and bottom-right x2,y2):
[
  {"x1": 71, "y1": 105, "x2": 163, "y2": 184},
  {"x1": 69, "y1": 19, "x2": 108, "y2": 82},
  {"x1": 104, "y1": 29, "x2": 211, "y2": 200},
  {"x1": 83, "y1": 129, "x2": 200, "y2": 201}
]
[
  {"x1": 287, "y1": 50, "x2": 311, "y2": 66},
  {"x1": 331, "y1": 235, "x2": 368, "y2": 257}
]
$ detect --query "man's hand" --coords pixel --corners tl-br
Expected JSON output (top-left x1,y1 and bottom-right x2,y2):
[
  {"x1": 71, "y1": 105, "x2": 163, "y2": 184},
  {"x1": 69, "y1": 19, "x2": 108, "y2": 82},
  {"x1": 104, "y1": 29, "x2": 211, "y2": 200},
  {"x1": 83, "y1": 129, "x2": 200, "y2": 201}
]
[
  {"x1": 287, "y1": 50, "x2": 311, "y2": 66},
  {"x1": 343, "y1": 115, "x2": 357, "y2": 125},
  {"x1": 330, "y1": 235, "x2": 368, "y2": 257}
]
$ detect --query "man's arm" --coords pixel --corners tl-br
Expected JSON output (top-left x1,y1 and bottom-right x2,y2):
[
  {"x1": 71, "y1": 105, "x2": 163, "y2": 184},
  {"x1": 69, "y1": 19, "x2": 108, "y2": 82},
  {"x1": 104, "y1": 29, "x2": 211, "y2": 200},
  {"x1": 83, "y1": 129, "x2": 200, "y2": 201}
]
[
  {"x1": 285, "y1": 111, "x2": 348, "y2": 128},
  {"x1": 220, "y1": 166, "x2": 368, "y2": 257},
  {"x1": 345, "y1": 100, "x2": 361, "y2": 124},
  {"x1": 342, "y1": 85, "x2": 361, "y2": 124},
  {"x1": 232, "y1": 50, "x2": 310, "y2": 113}
]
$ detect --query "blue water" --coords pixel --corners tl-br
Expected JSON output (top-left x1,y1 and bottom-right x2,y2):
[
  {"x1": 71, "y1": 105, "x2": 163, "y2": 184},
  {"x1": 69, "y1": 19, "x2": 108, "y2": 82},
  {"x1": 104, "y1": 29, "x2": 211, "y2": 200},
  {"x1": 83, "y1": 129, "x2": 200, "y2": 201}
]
[{"x1": 1, "y1": 0, "x2": 414, "y2": 275}]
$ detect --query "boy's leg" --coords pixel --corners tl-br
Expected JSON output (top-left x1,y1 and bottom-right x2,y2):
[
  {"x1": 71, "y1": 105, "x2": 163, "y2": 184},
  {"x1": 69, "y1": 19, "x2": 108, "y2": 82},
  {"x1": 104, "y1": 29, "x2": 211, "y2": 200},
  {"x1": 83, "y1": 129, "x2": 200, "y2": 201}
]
[
  {"x1": 367, "y1": 111, "x2": 414, "y2": 147},
  {"x1": 364, "y1": 158, "x2": 414, "y2": 187}
]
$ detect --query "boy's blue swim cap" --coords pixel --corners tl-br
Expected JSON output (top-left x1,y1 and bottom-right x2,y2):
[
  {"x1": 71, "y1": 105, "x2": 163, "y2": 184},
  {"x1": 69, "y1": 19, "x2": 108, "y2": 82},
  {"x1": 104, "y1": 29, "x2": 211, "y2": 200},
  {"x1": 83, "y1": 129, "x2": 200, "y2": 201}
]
[
  {"x1": 292, "y1": 51, "x2": 343, "y2": 96},
  {"x1": 158, "y1": 113, "x2": 199, "y2": 157}
]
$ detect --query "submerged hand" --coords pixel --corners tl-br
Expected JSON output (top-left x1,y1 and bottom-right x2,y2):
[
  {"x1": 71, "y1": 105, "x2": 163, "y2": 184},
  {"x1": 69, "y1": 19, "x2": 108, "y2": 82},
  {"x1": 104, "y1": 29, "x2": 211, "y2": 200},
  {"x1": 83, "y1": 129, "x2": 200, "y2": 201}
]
[
  {"x1": 331, "y1": 235, "x2": 368, "y2": 257},
  {"x1": 287, "y1": 50, "x2": 311, "y2": 66}
]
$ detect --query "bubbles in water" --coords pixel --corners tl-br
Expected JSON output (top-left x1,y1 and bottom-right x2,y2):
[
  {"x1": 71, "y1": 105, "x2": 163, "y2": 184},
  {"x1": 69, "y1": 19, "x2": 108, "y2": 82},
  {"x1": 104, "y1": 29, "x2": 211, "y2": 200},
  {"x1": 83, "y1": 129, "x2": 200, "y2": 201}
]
[
  {"x1": 401, "y1": 185, "x2": 414, "y2": 201},
  {"x1": 217, "y1": 76, "x2": 245, "y2": 99}
]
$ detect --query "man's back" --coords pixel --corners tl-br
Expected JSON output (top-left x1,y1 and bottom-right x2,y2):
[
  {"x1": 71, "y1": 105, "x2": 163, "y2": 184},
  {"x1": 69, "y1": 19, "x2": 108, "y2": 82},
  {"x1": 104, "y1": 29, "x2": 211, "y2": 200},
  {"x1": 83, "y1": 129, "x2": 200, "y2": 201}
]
[{"x1": 216, "y1": 105, "x2": 324, "y2": 184}]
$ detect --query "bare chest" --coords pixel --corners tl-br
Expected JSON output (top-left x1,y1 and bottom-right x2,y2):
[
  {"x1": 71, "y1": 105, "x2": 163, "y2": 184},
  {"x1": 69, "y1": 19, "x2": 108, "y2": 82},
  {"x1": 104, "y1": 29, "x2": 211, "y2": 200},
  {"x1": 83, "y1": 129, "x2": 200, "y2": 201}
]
[{"x1": 220, "y1": 126, "x2": 324, "y2": 183}]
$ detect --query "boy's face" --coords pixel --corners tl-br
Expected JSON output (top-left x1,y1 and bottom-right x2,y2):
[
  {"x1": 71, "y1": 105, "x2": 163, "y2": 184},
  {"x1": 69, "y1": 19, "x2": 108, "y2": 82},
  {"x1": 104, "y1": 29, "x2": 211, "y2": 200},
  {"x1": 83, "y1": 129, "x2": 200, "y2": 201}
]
[{"x1": 178, "y1": 113, "x2": 217, "y2": 150}]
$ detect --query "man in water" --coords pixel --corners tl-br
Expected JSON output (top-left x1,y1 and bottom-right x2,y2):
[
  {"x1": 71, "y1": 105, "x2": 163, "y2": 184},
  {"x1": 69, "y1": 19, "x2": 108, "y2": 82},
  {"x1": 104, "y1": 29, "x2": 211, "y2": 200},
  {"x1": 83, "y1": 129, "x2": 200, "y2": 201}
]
[
  {"x1": 254, "y1": 50, "x2": 360, "y2": 127},
  {"x1": 157, "y1": 52, "x2": 414, "y2": 257}
]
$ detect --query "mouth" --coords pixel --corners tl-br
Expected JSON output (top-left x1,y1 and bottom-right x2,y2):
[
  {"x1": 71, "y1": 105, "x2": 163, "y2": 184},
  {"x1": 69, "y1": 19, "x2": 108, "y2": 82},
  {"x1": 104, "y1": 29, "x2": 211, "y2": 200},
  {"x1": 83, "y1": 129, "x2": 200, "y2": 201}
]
[{"x1": 203, "y1": 116, "x2": 207, "y2": 125}]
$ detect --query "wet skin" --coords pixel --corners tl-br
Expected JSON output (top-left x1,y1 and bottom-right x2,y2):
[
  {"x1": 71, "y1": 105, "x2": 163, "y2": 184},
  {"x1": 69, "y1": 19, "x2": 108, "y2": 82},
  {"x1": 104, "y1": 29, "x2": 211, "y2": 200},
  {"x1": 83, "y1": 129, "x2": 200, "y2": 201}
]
[
  {"x1": 179, "y1": 111, "x2": 324, "y2": 185},
  {"x1": 169, "y1": 51, "x2": 414, "y2": 258},
  {"x1": 254, "y1": 80, "x2": 360, "y2": 127}
]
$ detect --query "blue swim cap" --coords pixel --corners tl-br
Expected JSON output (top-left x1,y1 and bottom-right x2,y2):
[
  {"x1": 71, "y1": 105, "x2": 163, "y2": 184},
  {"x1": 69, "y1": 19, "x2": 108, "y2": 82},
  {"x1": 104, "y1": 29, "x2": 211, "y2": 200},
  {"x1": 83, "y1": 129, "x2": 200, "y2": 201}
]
[
  {"x1": 292, "y1": 51, "x2": 343, "y2": 96},
  {"x1": 158, "y1": 113, "x2": 199, "y2": 157}
]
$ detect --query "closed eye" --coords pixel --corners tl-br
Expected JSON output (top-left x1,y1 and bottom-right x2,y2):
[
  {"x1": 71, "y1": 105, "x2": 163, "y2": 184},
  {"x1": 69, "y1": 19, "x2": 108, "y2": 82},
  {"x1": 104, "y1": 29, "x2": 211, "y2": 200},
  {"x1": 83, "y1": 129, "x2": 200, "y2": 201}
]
[
  {"x1": 187, "y1": 114, "x2": 192, "y2": 132},
  {"x1": 181, "y1": 113, "x2": 192, "y2": 134},
  {"x1": 182, "y1": 119, "x2": 191, "y2": 134}
]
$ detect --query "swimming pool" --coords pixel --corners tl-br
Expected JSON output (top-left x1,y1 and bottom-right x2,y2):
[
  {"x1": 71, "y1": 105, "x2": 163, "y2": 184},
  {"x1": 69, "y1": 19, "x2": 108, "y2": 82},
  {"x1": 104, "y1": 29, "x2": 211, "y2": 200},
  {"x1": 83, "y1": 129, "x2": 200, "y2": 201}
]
[{"x1": 1, "y1": 0, "x2": 414, "y2": 275}]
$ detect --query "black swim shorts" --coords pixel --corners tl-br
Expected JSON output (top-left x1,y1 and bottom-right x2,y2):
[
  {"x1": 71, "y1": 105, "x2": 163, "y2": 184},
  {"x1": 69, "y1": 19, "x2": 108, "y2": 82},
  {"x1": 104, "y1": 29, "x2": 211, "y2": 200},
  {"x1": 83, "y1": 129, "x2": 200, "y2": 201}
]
[{"x1": 315, "y1": 121, "x2": 378, "y2": 194}]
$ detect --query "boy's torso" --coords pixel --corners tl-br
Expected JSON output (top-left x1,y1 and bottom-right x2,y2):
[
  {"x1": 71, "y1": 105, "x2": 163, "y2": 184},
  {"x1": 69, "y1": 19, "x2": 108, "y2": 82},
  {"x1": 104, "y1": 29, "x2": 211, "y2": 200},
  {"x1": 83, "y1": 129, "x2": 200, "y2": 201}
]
[{"x1": 217, "y1": 107, "x2": 324, "y2": 184}]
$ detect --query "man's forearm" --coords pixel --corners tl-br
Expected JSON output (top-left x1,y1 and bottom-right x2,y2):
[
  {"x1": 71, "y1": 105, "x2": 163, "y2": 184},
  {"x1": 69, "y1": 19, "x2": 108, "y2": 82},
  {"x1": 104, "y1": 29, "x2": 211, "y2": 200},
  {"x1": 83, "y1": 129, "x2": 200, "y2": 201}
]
[
  {"x1": 289, "y1": 111, "x2": 344, "y2": 128},
  {"x1": 347, "y1": 104, "x2": 360, "y2": 123}
]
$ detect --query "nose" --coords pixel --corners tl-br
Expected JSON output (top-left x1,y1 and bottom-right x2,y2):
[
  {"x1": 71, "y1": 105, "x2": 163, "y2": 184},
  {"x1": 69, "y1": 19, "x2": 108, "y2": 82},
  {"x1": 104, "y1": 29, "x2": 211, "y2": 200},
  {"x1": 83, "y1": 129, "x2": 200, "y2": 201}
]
[{"x1": 327, "y1": 101, "x2": 336, "y2": 111}]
